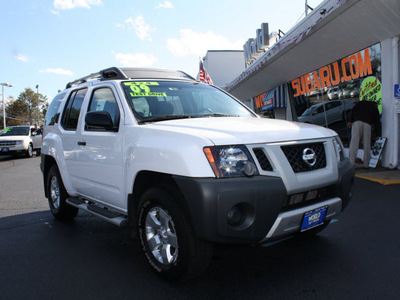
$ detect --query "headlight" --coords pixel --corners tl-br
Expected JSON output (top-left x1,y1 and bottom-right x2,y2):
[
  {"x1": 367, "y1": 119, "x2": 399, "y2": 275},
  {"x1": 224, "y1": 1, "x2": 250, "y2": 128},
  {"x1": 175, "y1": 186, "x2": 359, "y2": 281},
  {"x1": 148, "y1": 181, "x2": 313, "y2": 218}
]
[
  {"x1": 203, "y1": 145, "x2": 259, "y2": 178},
  {"x1": 333, "y1": 136, "x2": 346, "y2": 162},
  {"x1": 16, "y1": 140, "x2": 23, "y2": 145}
]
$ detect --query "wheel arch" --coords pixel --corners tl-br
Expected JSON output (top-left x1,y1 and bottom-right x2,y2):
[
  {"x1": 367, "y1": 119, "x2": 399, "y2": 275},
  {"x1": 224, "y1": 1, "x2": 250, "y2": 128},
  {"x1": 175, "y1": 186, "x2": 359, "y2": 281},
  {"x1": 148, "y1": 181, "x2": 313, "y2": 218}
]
[{"x1": 128, "y1": 171, "x2": 191, "y2": 227}]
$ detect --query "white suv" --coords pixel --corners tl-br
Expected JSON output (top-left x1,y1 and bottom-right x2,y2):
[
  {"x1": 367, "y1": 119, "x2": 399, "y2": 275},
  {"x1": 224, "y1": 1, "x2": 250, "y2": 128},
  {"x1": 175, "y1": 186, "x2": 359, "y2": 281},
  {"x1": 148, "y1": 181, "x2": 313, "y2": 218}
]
[
  {"x1": 41, "y1": 67, "x2": 354, "y2": 281},
  {"x1": 0, "y1": 125, "x2": 42, "y2": 157}
]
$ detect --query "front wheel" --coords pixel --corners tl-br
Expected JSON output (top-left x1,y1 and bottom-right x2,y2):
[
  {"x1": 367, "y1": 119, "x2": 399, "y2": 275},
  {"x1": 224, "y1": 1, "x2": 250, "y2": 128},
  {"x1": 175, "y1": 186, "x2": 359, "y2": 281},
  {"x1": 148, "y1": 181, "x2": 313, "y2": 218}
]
[
  {"x1": 46, "y1": 164, "x2": 78, "y2": 221},
  {"x1": 138, "y1": 187, "x2": 213, "y2": 282},
  {"x1": 25, "y1": 143, "x2": 33, "y2": 158}
]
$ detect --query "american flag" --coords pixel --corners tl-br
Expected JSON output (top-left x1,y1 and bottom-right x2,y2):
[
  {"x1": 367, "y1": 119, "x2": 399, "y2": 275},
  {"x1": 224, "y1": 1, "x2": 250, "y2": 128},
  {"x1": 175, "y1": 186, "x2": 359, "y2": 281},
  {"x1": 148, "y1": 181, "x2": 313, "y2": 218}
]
[{"x1": 199, "y1": 60, "x2": 213, "y2": 85}]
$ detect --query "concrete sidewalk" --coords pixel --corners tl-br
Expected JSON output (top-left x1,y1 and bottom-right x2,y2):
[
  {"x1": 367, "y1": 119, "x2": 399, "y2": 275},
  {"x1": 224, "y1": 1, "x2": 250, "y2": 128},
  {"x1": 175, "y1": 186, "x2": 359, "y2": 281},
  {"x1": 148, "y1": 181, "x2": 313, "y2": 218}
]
[{"x1": 355, "y1": 165, "x2": 400, "y2": 185}]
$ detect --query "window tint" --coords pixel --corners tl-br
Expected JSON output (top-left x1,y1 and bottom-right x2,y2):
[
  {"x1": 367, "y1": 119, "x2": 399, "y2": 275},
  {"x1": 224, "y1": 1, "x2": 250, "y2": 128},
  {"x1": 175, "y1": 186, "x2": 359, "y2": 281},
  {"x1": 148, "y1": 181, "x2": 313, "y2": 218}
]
[
  {"x1": 86, "y1": 88, "x2": 120, "y2": 131},
  {"x1": 61, "y1": 88, "x2": 87, "y2": 130},
  {"x1": 44, "y1": 93, "x2": 66, "y2": 126}
]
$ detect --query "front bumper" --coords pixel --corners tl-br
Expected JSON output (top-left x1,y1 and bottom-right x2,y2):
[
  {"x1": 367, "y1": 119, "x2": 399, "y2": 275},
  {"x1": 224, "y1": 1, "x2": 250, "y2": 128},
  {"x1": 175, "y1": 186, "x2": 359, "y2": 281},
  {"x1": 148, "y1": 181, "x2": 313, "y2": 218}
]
[
  {"x1": 0, "y1": 146, "x2": 26, "y2": 155},
  {"x1": 173, "y1": 158, "x2": 354, "y2": 244}
]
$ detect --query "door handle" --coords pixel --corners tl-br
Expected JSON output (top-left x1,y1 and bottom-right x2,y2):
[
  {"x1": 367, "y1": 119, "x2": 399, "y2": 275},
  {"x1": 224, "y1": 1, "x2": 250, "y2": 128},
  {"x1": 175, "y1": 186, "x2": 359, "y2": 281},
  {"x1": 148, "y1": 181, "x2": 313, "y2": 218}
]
[{"x1": 77, "y1": 141, "x2": 86, "y2": 146}]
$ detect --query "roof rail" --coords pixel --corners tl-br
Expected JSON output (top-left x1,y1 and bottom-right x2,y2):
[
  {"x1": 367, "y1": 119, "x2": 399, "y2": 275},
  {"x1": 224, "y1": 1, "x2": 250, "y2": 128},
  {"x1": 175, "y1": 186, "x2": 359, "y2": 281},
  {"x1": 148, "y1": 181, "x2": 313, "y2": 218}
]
[
  {"x1": 65, "y1": 67, "x2": 194, "y2": 89},
  {"x1": 65, "y1": 71, "x2": 101, "y2": 89}
]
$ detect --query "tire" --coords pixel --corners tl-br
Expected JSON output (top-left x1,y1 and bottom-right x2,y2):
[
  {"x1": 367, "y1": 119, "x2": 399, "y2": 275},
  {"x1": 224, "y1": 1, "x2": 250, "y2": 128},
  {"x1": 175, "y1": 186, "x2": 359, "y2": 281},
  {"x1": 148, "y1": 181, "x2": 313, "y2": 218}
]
[
  {"x1": 25, "y1": 143, "x2": 33, "y2": 158},
  {"x1": 138, "y1": 187, "x2": 213, "y2": 282},
  {"x1": 46, "y1": 164, "x2": 78, "y2": 221}
]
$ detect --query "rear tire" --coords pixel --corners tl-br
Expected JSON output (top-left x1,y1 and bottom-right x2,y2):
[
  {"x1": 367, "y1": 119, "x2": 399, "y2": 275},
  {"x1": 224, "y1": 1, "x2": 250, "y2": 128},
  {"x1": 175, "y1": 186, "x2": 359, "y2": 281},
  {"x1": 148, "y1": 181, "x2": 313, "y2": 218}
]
[
  {"x1": 138, "y1": 187, "x2": 213, "y2": 282},
  {"x1": 46, "y1": 164, "x2": 78, "y2": 221}
]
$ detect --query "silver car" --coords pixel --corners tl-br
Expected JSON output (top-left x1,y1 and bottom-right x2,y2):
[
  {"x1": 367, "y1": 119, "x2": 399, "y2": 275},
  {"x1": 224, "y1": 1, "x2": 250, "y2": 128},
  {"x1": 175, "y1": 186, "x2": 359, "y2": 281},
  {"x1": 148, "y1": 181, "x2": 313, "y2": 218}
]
[{"x1": 298, "y1": 100, "x2": 356, "y2": 126}]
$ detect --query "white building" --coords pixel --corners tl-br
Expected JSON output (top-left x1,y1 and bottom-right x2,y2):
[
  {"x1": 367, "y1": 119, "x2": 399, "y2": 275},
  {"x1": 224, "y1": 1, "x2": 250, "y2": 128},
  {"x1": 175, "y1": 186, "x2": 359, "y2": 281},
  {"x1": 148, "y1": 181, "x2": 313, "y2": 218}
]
[{"x1": 201, "y1": 50, "x2": 245, "y2": 88}]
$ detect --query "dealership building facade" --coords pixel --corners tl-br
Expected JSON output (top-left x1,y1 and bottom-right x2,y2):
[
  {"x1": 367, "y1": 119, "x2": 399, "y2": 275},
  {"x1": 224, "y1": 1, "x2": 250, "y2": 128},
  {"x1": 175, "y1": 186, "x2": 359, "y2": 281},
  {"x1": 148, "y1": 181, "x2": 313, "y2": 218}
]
[{"x1": 203, "y1": 0, "x2": 400, "y2": 169}]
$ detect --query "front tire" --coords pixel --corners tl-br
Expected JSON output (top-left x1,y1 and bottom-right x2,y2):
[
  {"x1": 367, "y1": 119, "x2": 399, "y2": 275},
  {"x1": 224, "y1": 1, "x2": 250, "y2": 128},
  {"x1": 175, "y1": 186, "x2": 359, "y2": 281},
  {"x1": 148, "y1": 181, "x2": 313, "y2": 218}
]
[
  {"x1": 25, "y1": 143, "x2": 33, "y2": 158},
  {"x1": 138, "y1": 187, "x2": 213, "y2": 282},
  {"x1": 46, "y1": 164, "x2": 78, "y2": 221}
]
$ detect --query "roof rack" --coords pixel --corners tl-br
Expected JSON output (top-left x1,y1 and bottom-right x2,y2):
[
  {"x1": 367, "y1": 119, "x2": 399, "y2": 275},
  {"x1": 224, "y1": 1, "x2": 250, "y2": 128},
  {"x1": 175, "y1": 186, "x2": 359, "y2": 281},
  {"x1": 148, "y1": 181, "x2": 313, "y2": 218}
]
[
  {"x1": 65, "y1": 71, "x2": 102, "y2": 89},
  {"x1": 65, "y1": 67, "x2": 195, "y2": 89}
]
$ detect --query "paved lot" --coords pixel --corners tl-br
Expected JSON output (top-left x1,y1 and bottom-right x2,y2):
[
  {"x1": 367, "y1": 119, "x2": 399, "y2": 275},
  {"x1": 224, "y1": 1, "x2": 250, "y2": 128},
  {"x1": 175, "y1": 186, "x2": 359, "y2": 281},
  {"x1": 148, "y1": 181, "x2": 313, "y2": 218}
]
[
  {"x1": 1, "y1": 155, "x2": 400, "y2": 299},
  {"x1": 0, "y1": 155, "x2": 47, "y2": 218}
]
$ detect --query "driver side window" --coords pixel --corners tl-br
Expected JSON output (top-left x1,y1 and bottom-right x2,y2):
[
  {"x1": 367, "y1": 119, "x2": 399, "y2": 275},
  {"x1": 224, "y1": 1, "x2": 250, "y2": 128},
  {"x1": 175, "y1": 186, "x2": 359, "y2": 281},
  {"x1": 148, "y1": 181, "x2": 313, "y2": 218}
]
[{"x1": 86, "y1": 88, "x2": 120, "y2": 131}]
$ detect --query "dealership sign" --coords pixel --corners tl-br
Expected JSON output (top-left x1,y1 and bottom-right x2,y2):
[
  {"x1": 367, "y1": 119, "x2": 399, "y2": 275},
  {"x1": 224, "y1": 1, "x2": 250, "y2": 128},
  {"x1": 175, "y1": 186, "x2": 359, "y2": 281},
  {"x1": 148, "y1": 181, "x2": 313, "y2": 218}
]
[
  {"x1": 243, "y1": 23, "x2": 269, "y2": 67},
  {"x1": 291, "y1": 48, "x2": 373, "y2": 97}
]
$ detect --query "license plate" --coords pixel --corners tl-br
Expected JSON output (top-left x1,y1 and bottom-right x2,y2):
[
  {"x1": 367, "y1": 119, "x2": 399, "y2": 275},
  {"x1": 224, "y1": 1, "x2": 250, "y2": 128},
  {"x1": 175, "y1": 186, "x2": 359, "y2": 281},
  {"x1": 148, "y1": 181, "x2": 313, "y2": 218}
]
[
  {"x1": 300, "y1": 206, "x2": 328, "y2": 232},
  {"x1": 1, "y1": 148, "x2": 9, "y2": 152}
]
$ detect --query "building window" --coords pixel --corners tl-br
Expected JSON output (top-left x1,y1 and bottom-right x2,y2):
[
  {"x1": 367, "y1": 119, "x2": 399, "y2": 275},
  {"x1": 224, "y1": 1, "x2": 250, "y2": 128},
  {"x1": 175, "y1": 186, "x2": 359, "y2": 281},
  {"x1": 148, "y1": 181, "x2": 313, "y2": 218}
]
[{"x1": 288, "y1": 43, "x2": 381, "y2": 145}]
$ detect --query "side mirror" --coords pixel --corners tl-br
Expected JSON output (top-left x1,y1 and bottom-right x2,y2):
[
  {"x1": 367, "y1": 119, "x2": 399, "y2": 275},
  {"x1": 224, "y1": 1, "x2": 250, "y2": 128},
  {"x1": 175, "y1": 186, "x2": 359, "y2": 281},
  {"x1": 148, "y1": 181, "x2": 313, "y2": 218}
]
[{"x1": 85, "y1": 111, "x2": 115, "y2": 131}]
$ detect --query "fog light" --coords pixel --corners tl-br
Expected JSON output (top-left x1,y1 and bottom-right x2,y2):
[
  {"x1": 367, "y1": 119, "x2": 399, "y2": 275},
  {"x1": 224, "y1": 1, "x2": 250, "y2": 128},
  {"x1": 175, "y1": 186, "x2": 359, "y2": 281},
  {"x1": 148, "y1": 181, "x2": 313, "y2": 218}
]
[{"x1": 227, "y1": 205, "x2": 242, "y2": 226}]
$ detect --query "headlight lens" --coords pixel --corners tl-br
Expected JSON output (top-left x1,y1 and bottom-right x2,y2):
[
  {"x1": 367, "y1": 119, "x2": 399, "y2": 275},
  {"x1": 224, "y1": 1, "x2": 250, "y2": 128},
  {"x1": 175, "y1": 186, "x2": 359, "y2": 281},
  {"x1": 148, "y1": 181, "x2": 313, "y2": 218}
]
[
  {"x1": 333, "y1": 136, "x2": 346, "y2": 162},
  {"x1": 16, "y1": 140, "x2": 23, "y2": 145},
  {"x1": 203, "y1": 145, "x2": 259, "y2": 178}
]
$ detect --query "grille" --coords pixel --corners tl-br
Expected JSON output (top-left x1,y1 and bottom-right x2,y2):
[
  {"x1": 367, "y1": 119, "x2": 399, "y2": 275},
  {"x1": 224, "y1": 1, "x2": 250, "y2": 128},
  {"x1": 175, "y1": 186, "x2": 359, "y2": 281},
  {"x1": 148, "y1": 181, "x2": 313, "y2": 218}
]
[
  {"x1": 0, "y1": 141, "x2": 17, "y2": 146},
  {"x1": 253, "y1": 148, "x2": 273, "y2": 171},
  {"x1": 281, "y1": 142, "x2": 326, "y2": 173},
  {"x1": 284, "y1": 185, "x2": 336, "y2": 210}
]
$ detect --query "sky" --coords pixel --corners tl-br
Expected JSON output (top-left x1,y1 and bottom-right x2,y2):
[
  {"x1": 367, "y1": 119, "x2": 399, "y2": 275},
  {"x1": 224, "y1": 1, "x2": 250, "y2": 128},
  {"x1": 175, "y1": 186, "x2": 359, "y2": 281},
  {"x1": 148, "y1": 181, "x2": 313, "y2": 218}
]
[{"x1": 1, "y1": 0, "x2": 323, "y2": 103}]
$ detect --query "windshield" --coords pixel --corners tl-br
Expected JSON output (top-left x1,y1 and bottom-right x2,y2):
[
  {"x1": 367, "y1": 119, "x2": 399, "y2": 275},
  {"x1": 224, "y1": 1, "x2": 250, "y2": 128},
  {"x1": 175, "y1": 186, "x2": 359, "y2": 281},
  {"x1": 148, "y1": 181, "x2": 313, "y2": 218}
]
[
  {"x1": 301, "y1": 107, "x2": 314, "y2": 116},
  {"x1": 121, "y1": 81, "x2": 255, "y2": 123},
  {"x1": 0, "y1": 126, "x2": 30, "y2": 136}
]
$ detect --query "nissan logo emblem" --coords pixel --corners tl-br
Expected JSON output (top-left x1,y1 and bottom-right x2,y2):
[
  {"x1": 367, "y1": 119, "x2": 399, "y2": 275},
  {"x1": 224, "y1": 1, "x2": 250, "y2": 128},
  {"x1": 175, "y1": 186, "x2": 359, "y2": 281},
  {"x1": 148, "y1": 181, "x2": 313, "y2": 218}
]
[{"x1": 302, "y1": 148, "x2": 317, "y2": 166}]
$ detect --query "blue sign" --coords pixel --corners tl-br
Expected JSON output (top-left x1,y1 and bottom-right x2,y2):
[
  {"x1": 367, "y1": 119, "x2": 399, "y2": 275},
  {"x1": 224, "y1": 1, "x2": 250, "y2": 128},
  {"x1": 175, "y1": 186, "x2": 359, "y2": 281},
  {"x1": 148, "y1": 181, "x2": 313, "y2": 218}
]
[{"x1": 395, "y1": 84, "x2": 400, "y2": 98}]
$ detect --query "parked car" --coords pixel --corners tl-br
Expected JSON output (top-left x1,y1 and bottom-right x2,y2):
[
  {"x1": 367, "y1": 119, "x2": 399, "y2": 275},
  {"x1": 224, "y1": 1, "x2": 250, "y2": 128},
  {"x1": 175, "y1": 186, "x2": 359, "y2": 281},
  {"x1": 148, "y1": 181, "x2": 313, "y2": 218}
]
[
  {"x1": 0, "y1": 125, "x2": 42, "y2": 157},
  {"x1": 41, "y1": 67, "x2": 354, "y2": 281},
  {"x1": 327, "y1": 87, "x2": 340, "y2": 100},
  {"x1": 298, "y1": 100, "x2": 356, "y2": 126}
]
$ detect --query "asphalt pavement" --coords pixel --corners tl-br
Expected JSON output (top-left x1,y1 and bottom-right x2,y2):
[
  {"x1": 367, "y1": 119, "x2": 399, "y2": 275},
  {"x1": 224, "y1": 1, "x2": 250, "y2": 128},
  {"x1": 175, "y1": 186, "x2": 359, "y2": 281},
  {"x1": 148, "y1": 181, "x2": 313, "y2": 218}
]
[{"x1": 1, "y1": 155, "x2": 400, "y2": 299}]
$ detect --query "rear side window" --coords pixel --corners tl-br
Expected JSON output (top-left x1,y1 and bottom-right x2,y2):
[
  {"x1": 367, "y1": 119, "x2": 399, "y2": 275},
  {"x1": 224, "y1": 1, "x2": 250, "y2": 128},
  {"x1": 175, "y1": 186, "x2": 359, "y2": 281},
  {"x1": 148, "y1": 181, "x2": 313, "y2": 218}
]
[
  {"x1": 44, "y1": 93, "x2": 66, "y2": 126},
  {"x1": 61, "y1": 89, "x2": 87, "y2": 130}
]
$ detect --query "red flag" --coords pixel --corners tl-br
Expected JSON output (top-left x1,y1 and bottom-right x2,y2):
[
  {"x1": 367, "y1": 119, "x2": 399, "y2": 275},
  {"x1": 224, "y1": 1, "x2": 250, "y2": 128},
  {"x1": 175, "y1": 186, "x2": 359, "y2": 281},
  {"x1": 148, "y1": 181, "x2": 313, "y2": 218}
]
[{"x1": 199, "y1": 60, "x2": 213, "y2": 85}]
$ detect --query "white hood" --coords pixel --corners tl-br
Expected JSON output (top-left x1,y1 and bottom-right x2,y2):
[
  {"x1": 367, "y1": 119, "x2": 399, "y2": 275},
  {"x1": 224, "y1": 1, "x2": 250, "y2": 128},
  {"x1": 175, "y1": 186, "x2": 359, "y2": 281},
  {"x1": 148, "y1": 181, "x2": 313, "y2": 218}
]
[
  {"x1": 0, "y1": 136, "x2": 27, "y2": 141},
  {"x1": 146, "y1": 117, "x2": 336, "y2": 145}
]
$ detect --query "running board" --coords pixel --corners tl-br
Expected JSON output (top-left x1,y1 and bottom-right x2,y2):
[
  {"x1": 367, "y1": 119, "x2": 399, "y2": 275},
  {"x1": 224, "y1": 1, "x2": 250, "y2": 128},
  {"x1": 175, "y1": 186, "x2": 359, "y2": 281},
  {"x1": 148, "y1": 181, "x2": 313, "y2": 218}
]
[{"x1": 66, "y1": 197, "x2": 128, "y2": 227}]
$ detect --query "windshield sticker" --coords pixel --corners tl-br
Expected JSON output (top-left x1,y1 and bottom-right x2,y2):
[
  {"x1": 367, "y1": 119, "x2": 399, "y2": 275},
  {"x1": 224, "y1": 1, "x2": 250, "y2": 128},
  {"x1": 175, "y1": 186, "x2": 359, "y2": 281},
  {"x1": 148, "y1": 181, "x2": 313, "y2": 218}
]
[{"x1": 123, "y1": 82, "x2": 167, "y2": 97}]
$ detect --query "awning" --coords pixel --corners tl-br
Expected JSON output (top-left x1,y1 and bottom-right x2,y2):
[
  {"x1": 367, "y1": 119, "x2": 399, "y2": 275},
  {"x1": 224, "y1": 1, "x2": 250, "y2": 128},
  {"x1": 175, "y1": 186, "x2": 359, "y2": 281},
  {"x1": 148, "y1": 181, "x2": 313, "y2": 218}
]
[{"x1": 260, "y1": 84, "x2": 287, "y2": 111}]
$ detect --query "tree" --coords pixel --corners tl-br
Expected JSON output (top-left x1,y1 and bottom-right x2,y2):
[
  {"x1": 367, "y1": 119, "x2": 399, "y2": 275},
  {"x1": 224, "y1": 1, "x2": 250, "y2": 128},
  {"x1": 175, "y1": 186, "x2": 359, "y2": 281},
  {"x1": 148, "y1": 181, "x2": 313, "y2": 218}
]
[
  {"x1": 4, "y1": 88, "x2": 48, "y2": 127},
  {"x1": 5, "y1": 97, "x2": 28, "y2": 126}
]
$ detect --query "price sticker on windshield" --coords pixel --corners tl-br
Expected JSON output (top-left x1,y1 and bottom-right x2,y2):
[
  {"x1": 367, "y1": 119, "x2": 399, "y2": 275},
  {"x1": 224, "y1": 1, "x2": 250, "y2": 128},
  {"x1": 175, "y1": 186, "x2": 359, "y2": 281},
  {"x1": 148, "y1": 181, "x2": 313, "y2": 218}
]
[{"x1": 123, "y1": 82, "x2": 167, "y2": 97}]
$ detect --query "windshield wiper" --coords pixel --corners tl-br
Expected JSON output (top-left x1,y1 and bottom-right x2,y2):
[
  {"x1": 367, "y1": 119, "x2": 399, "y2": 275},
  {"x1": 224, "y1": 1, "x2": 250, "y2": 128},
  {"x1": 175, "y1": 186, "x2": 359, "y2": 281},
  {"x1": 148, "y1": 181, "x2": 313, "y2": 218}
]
[
  {"x1": 138, "y1": 113, "x2": 240, "y2": 124},
  {"x1": 201, "y1": 113, "x2": 240, "y2": 118},
  {"x1": 139, "y1": 115, "x2": 193, "y2": 124}
]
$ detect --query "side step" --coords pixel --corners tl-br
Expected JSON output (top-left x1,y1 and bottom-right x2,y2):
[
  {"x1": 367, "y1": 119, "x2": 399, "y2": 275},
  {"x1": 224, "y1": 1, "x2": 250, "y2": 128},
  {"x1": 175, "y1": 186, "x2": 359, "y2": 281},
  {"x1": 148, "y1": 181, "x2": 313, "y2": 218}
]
[{"x1": 66, "y1": 197, "x2": 128, "y2": 227}]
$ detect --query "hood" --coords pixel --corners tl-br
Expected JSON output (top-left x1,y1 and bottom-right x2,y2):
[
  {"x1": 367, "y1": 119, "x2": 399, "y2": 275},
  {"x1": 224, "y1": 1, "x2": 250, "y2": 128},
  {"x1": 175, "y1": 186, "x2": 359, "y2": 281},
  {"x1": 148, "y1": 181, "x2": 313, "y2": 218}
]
[
  {"x1": 145, "y1": 117, "x2": 336, "y2": 145},
  {"x1": 0, "y1": 135, "x2": 29, "y2": 141}
]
